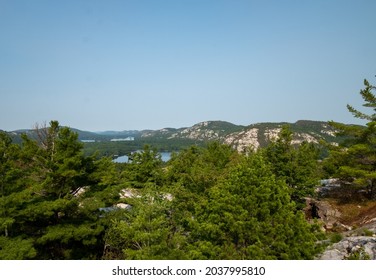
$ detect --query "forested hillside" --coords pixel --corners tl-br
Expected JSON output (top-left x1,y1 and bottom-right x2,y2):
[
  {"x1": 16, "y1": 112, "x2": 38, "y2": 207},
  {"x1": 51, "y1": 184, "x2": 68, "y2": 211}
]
[
  {"x1": 5, "y1": 119, "x2": 351, "y2": 158},
  {"x1": 0, "y1": 121, "x2": 323, "y2": 259},
  {"x1": 1, "y1": 79, "x2": 376, "y2": 260}
]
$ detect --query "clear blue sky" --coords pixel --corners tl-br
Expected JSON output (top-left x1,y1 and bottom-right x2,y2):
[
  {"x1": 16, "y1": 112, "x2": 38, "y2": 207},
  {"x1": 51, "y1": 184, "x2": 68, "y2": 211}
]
[{"x1": 1, "y1": 0, "x2": 375, "y2": 131}]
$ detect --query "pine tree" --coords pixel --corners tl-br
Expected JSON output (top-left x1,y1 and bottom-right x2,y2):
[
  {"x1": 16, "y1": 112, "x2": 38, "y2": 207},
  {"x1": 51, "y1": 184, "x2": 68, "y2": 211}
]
[
  {"x1": 124, "y1": 145, "x2": 163, "y2": 189},
  {"x1": 0, "y1": 132, "x2": 37, "y2": 259},
  {"x1": 0, "y1": 121, "x2": 121, "y2": 259},
  {"x1": 262, "y1": 126, "x2": 320, "y2": 207},
  {"x1": 327, "y1": 79, "x2": 376, "y2": 200},
  {"x1": 103, "y1": 188, "x2": 187, "y2": 260},
  {"x1": 191, "y1": 152, "x2": 319, "y2": 259}
]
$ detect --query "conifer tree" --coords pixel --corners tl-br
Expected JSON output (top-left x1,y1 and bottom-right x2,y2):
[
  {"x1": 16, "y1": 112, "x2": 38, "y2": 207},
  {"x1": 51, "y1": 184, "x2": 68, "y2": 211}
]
[
  {"x1": 262, "y1": 126, "x2": 320, "y2": 207},
  {"x1": 190, "y1": 152, "x2": 319, "y2": 259},
  {"x1": 124, "y1": 145, "x2": 163, "y2": 189},
  {"x1": 0, "y1": 132, "x2": 37, "y2": 259},
  {"x1": 327, "y1": 79, "x2": 376, "y2": 199},
  {"x1": 0, "y1": 121, "x2": 120, "y2": 259},
  {"x1": 103, "y1": 188, "x2": 187, "y2": 260}
]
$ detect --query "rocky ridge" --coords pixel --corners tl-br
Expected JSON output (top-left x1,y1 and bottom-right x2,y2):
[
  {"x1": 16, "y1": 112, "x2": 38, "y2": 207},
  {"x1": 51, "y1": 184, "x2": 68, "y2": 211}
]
[
  {"x1": 7, "y1": 120, "x2": 349, "y2": 152},
  {"x1": 319, "y1": 235, "x2": 376, "y2": 260},
  {"x1": 140, "y1": 120, "x2": 343, "y2": 151},
  {"x1": 306, "y1": 188, "x2": 376, "y2": 260}
]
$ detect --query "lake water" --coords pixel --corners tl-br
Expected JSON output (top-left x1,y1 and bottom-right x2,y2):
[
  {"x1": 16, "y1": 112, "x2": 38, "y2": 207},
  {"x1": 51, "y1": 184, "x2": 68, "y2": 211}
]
[{"x1": 113, "y1": 152, "x2": 172, "y2": 163}]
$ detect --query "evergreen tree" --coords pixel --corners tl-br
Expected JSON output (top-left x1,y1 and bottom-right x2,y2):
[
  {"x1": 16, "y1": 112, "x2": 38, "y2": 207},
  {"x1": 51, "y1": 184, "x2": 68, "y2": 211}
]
[
  {"x1": 124, "y1": 145, "x2": 163, "y2": 189},
  {"x1": 0, "y1": 121, "x2": 120, "y2": 259},
  {"x1": 0, "y1": 132, "x2": 37, "y2": 259},
  {"x1": 262, "y1": 126, "x2": 320, "y2": 207},
  {"x1": 103, "y1": 188, "x2": 187, "y2": 260},
  {"x1": 164, "y1": 142, "x2": 239, "y2": 249},
  {"x1": 189, "y1": 152, "x2": 319, "y2": 259},
  {"x1": 327, "y1": 79, "x2": 376, "y2": 199},
  {"x1": 1, "y1": 121, "x2": 325, "y2": 260},
  {"x1": 165, "y1": 142, "x2": 238, "y2": 194}
]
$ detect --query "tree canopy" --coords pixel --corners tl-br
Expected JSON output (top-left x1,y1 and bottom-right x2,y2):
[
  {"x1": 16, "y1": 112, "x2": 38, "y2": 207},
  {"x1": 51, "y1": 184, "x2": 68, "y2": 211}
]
[
  {"x1": 1, "y1": 121, "x2": 324, "y2": 260},
  {"x1": 325, "y1": 79, "x2": 376, "y2": 200}
]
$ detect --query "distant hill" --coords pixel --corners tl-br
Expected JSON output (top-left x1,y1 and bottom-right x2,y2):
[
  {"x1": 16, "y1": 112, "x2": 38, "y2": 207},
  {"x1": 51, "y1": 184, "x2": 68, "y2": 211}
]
[
  {"x1": 4, "y1": 120, "x2": 357, "y2": 156},
  {"x1": 7, "y1": 127, "x2": 107, "y2": 144},
  {"x1": 223, "y1": 120, "x2": 342, "y2": 152},
  {"x1": 137, "y1": 120, "x2": 345, "y2": 152},
  {"x1": 140, "y1": 121, "x2": 244, "y2": 141}
]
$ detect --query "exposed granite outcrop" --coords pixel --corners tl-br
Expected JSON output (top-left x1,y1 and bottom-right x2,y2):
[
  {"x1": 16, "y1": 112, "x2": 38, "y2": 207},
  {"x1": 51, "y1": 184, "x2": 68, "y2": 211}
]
[{"x1": 318, "y1": 233, "x2": 376, "y2": 260}]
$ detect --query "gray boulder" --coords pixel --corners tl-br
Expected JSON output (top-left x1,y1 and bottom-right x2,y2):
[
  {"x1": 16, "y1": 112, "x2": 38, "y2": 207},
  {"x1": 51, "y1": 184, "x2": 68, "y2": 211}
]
[{"x1": 319, "y1": 235, "x2": 376, "y2": 260}]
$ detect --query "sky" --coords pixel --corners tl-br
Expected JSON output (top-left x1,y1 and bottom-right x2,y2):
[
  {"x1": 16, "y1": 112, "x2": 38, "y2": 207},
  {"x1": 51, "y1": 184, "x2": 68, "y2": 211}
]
[{"x1": 1, "y1": 0, "x2": 376, "y2": 131}]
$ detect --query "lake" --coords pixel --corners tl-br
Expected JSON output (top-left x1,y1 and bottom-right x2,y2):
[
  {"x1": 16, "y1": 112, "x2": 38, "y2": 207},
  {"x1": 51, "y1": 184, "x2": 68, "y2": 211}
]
[{"x1": 113, "y1": 151, "x2": 172, "y2": 163}]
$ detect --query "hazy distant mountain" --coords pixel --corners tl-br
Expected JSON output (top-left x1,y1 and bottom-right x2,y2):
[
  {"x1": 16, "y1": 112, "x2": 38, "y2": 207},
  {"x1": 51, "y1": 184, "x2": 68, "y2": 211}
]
[
  {"x1": 5, "y1": 120, "x2": 352, "y2": 152},
  {"x1": 8, "y1": 128, "x2": 105, "y2": 143}
]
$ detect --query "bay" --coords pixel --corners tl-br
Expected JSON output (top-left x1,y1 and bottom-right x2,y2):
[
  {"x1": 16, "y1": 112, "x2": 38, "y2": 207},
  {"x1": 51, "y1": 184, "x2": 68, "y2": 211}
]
[{"x1": 113, "y1": 151, "x2": 172, "y2": 163}]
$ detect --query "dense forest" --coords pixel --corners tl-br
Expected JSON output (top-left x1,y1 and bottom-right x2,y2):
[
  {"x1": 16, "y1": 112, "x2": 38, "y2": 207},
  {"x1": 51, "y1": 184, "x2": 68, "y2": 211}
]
[{"x1": 1, "y1": 79, "x2": 376, "y2": 260}]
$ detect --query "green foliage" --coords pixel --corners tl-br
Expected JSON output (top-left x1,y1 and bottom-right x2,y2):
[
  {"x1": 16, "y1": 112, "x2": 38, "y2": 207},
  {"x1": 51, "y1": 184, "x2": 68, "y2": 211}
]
[
  {"x1": 103, "y1": 189, "x2": 187, "y2": 260},
  {"x1": 329, "y1": 232, "x2": 343, "y2": 243},
  {"x1": 102, "y1": 142, "x2": 321, "y2": 260},
  {"x1": 190, "y1": 152, "x2": 319, "y2": 259},
  {"x1": 262, "y1": 125, "x2": 321, "y2": 207},
  {"x1": 82, "y1": 137, "x2": 199, "y2": 158},
  {"x1": 326, "y1": 79, "x2": 376, "y2": 200},
  {"x1": 346, "y1": 79, "x2": 376, "y2": 121},
  {"x1": 123, "y1": 145, "x2": 164, "y2": 188},
  {"x1": 346, "y1": 247, "x2": 371, "y2": 260},
  {"x1": 0, "y1": 121, "x2": 120, "y2": 259},
  {"x1": 1, "y1": 122, "x2": 323, "y2": 260},
  {"x1": 165, "y1": 142, "x2": 238, "y2": 193},
  {"x1": 0, "y1": 236, "x2": 36, "y2": 260},
  {"x1": 362, "y1": 228, "x2": 374, "y2": 237}
]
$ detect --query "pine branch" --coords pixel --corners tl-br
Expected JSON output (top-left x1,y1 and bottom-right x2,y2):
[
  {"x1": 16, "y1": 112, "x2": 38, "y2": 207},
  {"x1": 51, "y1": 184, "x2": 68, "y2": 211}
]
[{"x1": 347, "y1": 105, "x2": 373, "y2": 121}]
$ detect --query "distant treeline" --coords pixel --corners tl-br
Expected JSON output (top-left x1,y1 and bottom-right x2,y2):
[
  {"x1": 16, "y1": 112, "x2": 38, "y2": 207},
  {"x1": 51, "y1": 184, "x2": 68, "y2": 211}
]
[{"x1": 82, "y1": 137, "x2": 203, "y2": 158}]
